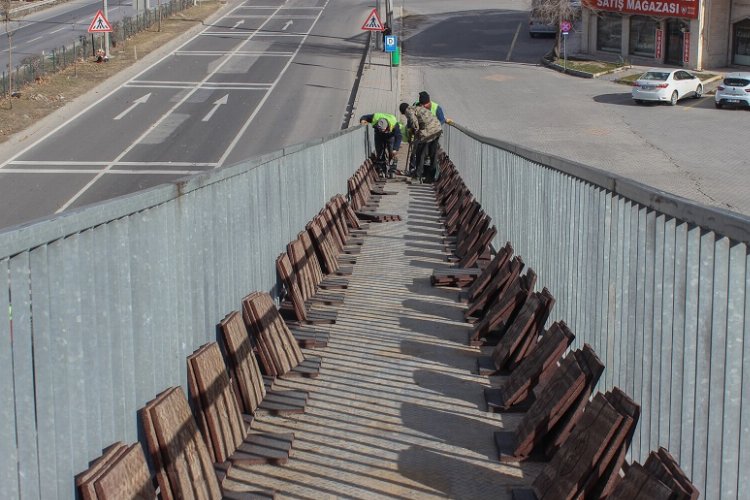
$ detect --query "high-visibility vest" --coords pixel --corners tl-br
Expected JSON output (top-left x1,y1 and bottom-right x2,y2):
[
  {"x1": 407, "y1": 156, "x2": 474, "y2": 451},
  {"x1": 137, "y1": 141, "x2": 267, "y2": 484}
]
[
  {"x1": 372, "y1": 112, "x2": 398, "y2": 132},
  {"x1": 413, "y1": 101, "x2": 439, "y2": 116}
]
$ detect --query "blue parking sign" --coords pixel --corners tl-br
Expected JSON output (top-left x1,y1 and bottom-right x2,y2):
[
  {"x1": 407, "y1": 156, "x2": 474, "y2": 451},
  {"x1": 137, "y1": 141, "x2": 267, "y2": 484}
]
[{"x1": 385, "y1": 35, "x2": 397, "y2": 53}]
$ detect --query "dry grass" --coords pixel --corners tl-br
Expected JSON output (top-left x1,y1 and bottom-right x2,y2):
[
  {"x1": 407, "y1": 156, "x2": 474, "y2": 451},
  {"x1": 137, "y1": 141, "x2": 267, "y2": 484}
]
[{"x1": 0, "y1": 1, "x2": 221, "y2": 142}]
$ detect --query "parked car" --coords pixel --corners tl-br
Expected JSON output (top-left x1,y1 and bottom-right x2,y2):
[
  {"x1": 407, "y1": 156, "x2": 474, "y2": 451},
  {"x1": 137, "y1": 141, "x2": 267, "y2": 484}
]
[
  {"x1": 528, "y1": 16, "x2": 556, "y2": 37},
  {"x1": 631, "y1": 69, "x2": 703, "y2": 106},
  {"x1": 714, "y1": 72, "x2": 750, "y2": 109}
]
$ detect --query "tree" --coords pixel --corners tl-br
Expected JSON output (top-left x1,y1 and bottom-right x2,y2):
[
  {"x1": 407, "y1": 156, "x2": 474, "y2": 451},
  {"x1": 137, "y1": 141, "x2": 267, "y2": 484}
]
[
  {"x1": 1, "y1": 0, "x2": 13, "y2": 107},
  {"x1": 531, "y1": 0, "x2": 581, "y2": 58}
]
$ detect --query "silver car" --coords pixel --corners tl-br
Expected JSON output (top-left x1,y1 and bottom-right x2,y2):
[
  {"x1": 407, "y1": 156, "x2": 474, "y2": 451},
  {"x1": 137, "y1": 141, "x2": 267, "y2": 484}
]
[
  {"x1": 528, "y1": 16, "x2": 556, "y2": 37},
  {"x1": 714, "y1": 72, "x2": 750, "y2": 109}
]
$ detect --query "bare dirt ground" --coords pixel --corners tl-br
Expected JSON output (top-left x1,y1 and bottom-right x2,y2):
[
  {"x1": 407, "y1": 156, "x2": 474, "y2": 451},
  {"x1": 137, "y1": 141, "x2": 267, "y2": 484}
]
[{"x1": 0, "y1": 1, "x2": 221, "y2": 143}]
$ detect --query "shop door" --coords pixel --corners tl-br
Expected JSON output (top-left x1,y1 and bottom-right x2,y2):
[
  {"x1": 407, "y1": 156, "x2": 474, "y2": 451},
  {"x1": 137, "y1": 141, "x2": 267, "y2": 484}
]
[
  {"x1": 733, "y1": 20, "x2": 750, "y2": 66},
  {"x1": 665, "y1": 20, "x2": 688, "y2": 65}
]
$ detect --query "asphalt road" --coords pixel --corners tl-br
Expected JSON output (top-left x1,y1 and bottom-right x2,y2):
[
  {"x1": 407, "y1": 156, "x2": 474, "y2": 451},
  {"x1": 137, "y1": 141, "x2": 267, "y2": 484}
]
[
  {"x1": 0, "y1": 0, "x2": 371, "y2": 229},
  {"x1": 399, "y1": 0, "x2": 750, "y2": 215},
  {"x1": 1, "y1": 0, "x2": 136, "y2": 68}
]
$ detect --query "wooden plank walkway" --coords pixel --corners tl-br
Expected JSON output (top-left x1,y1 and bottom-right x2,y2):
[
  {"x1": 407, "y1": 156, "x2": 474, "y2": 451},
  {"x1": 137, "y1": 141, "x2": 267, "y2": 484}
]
[{"x1": 222, "y1": 178, "x2": 544, "y2": 498}]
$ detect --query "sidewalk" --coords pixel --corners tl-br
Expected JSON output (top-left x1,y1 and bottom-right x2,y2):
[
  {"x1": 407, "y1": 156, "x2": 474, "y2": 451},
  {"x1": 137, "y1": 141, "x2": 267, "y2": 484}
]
[{"x1": 349, "y1": 39, "x2": 403, "y2": 126}]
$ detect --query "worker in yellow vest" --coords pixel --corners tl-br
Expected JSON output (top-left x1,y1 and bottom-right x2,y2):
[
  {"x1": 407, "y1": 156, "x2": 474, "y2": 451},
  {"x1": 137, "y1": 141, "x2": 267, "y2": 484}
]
[
  {"x1": 360, "y1": 112, "x2": 402, "y2": 177},
  {"x1": 414, "y1": 91, "x2": 448, "y2": 124}
]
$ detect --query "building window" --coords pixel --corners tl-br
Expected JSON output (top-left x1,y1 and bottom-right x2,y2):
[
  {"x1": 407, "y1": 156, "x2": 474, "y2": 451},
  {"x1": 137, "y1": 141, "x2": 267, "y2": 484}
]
[
  {"x1": 734, "y1": 19, "x2": 750, "y2": 66},
  {"x1": 597, "y1": 13, "x2": 622, "y2": 53},
  {"x1": 629, "y1": 16, "x2": 657, "y2": 57}
]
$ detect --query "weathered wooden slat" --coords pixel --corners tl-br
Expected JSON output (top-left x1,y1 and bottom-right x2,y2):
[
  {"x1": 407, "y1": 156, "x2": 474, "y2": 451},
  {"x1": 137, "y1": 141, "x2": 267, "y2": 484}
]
[
  {"x1": 533, "y1": 393, "x2": 624, "y2": 500},
  {"x1": 608, "y1": 462, "x2": 673, "y2": 500},
  {"x1": 243, "y1": 292, "x2": 318, "y2": 379},
  {"x1": 469, "y1": 268, "x2": 536, "y2": 346},
  {"x1": 511, "y1": 354, "x2": 587, "y2": 460},
  {"x1": 485, "y1": 321, "x2": 574, "y2": 412},
  {"x1": 91, "y1": 444, "x2": 156, "y2": 500},
  {"x1": 188, "y1": 343, "x2": 245, "y2": 465},
  {"x1": 146, "y1": 387, "x2": 222, "y2": 500},
  {"x1": 75, "y1": 443, "x2": 128, "y2": 500}
]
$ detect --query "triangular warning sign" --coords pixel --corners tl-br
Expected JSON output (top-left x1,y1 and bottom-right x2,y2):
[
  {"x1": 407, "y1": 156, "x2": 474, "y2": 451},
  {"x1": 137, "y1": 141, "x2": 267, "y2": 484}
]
[
  {"x1": 88, "y1": 10, "x2": 113, "y2": 33},
  {"x1": 360, "y1": 8, "x2": 384, "y2": 31}
]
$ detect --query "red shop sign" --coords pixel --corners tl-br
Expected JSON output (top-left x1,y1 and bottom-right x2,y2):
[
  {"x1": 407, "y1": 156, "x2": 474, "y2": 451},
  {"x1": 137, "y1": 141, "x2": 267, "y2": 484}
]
[
  {"x1": 583, "y1": 0, "x2": 698, "y2": 19},
  {"x1": 683, "y1": 32, "x2": 690, "y2": 63},
  {"x1": 655, "y1": 28, "x2": 663, "y2": 58}
]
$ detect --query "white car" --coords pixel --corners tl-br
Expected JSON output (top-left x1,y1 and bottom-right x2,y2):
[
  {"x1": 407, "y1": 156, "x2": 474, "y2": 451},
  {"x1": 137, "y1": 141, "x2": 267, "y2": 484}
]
[
  {"x1": 631, "y1": 69, "x2": 703, "y2": 106},
  {"x1": 714, "y1": 72, "x2": 750, "y2": 109}
]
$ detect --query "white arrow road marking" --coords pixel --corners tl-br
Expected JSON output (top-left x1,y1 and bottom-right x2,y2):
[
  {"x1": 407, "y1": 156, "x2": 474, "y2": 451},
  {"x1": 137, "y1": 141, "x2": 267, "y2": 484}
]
[
  {"x1": 233, "y1": 20, "x2": 244, "y2": 29},
  {"x1": 282, "y1": 20, "x2": 293, "y2": 31},
  {"x1": 114, "y1": 93, "x2": 152, "y2": 120},
  {"x1": 202, "y1": 94, "x2": 228, "y2": 122}
]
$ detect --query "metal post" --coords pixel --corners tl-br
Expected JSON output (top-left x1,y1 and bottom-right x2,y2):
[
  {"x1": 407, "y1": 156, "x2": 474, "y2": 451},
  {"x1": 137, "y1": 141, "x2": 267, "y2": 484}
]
[
  {"x1": 103, "y1": 0, "x2": 110, "y2": 59},
  {"x1": 367, "y1": 31, "x2": 372, "y2": 68},
  {"x1": 389, "y1": 54, "x2": 393, "y2": 91},
  {"x1": 375, "y1": 0, "x2": 382, "y2": 49},
  {"x1": 563, "y1": 32, "x2": 567, "y2": 72}
]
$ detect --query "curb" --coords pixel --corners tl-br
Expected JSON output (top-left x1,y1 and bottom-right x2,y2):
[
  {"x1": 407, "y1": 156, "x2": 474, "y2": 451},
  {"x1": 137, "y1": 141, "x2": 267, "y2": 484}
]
[{"x1": 541, "y1": 54, "x2": 631, "y2": 79}]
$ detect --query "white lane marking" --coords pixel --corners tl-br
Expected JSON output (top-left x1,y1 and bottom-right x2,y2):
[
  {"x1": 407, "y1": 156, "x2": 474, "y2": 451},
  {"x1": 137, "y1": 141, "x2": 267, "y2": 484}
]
[
  {"x1": 202, "y1": 94, "x2": 228, "y2": 122},
  {"x1": 50, "y1": 27, "x2": 66, "y2": 34},
  {"x1": 1, "y1": 169, "x2": 200, "y2": 174},
  {"x1": 233, "y1": 20, "x2": 245, "y2": 29},
  {"x1": 27, "y1": 36, "x2": 43, "y2": 43},
  {"x1": 124, "y1": 83, "x2": 270, "y2": 90},
  {"x1": 241, "y1": 5, "x2": 324, "y2": 8},
  {"x1": 174, "y1": 51, "x2": 294, "y2": 56},
  {"x1": 128, "y1": 79, "x2": 272, "y2": 87},
  {"x1": 282, "y1": 20, "x2": 293, "y2": 30},
  {"x1": 113, "y1": 92, "x2": 151, "y2": 120},
  {"x1": 56, "y1": 2, "x2": 293, "y2": 213},
  {"x1": 506, "y1": 22, "x2": 521, "y2": 62},
  {"x1": 8, "y1": 160, "x2": 217, "y2": 167},
  {"x1": 216, "y1": 0, "x2": 330, "y2": 168}
]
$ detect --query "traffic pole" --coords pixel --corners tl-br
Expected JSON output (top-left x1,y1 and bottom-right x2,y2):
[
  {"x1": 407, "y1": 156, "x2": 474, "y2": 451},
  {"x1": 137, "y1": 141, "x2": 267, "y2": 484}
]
[{"x1": 103, "y1": 0, "x2": 110, "y2": 59}]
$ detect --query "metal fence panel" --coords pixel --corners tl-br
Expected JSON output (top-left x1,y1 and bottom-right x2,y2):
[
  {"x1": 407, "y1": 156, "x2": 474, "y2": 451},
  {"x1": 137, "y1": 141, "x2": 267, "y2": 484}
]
[
  {"x1": 0, "y1": 259, "x2": 19, "y2": 500},
  {"x1": 720, "y1": 243, "x2": 747, "y2": 499},
  {"x1": 445, "y1": 124, "x2": 750, "y2": 499},
  {"x1": 10, "y1": 252, "x2": 41, "y2": 500},
  {"x1": 738, "y1": 254, "x2": 750, "y2": 497},
  {"x1": 705, "y1": 237, "x2": 729, "y2": 499},
  {"x1": 669, "y1": 221, "x2": 690, "y2": 456},
  {"x1": 658, "y1": 217, "x2": 676, "y2": 448}
]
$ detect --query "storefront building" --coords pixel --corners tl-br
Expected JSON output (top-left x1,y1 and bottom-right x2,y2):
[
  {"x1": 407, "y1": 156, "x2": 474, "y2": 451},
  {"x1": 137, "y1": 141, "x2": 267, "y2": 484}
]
[{"x1": 579, "y1": 0, "x2": 750, "y2": 69}]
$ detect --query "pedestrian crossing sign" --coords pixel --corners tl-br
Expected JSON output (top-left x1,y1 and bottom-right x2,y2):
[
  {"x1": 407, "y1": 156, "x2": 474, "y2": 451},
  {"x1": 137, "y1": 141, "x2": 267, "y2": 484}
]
[
  {"x1": 361, "y1": 8, "x2": 384, "y2": 31},
  {"x1": 88, "y1": 10, "x2": 113, "y2": 33}
]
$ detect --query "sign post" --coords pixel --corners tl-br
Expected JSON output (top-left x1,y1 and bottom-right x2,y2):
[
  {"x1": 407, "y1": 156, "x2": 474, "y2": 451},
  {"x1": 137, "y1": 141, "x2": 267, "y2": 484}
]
[
  {"x1": 88, "y1": 9, "x2": 114, "y2": 60},
  {"x1": 361, "y1": 8, "x2": 385, "y2": 69},
  {"x1": 384, "y1": 35, "x2": 397, "y2": 91},
  {"x1": 560, "y1": 21, "x2": 571, "y2": 72}
]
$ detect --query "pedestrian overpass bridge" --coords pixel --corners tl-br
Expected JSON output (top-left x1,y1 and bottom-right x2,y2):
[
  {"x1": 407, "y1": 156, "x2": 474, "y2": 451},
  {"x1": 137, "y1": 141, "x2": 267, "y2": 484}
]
[{"x1": 1, "y1": 124, "x2": 746, "y2": 499}]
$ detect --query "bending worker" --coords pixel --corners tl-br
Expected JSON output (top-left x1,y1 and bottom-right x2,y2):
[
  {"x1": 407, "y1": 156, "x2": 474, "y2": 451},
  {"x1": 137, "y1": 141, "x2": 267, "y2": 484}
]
[{"x1": 359, "y1": 112, "x2": 402, "y2": 164}]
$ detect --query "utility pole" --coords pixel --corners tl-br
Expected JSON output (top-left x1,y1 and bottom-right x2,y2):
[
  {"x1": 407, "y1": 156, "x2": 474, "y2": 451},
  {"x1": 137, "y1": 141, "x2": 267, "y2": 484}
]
[{"x1": 103, "y1": 0, "x2": 110, "y2": 59}]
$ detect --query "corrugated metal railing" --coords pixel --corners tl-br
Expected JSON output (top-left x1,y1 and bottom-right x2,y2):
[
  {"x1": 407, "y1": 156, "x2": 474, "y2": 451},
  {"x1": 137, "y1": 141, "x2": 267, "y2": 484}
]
[
  {"x1": 445, "y1": 124, "x2": 750, "y2": 500},
  {"x1": 3, "y1": 119, "x2": 746, "y2": 499},
  {"x1": 0, "y1": 127, "x2": 368, "y2": 499}
]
